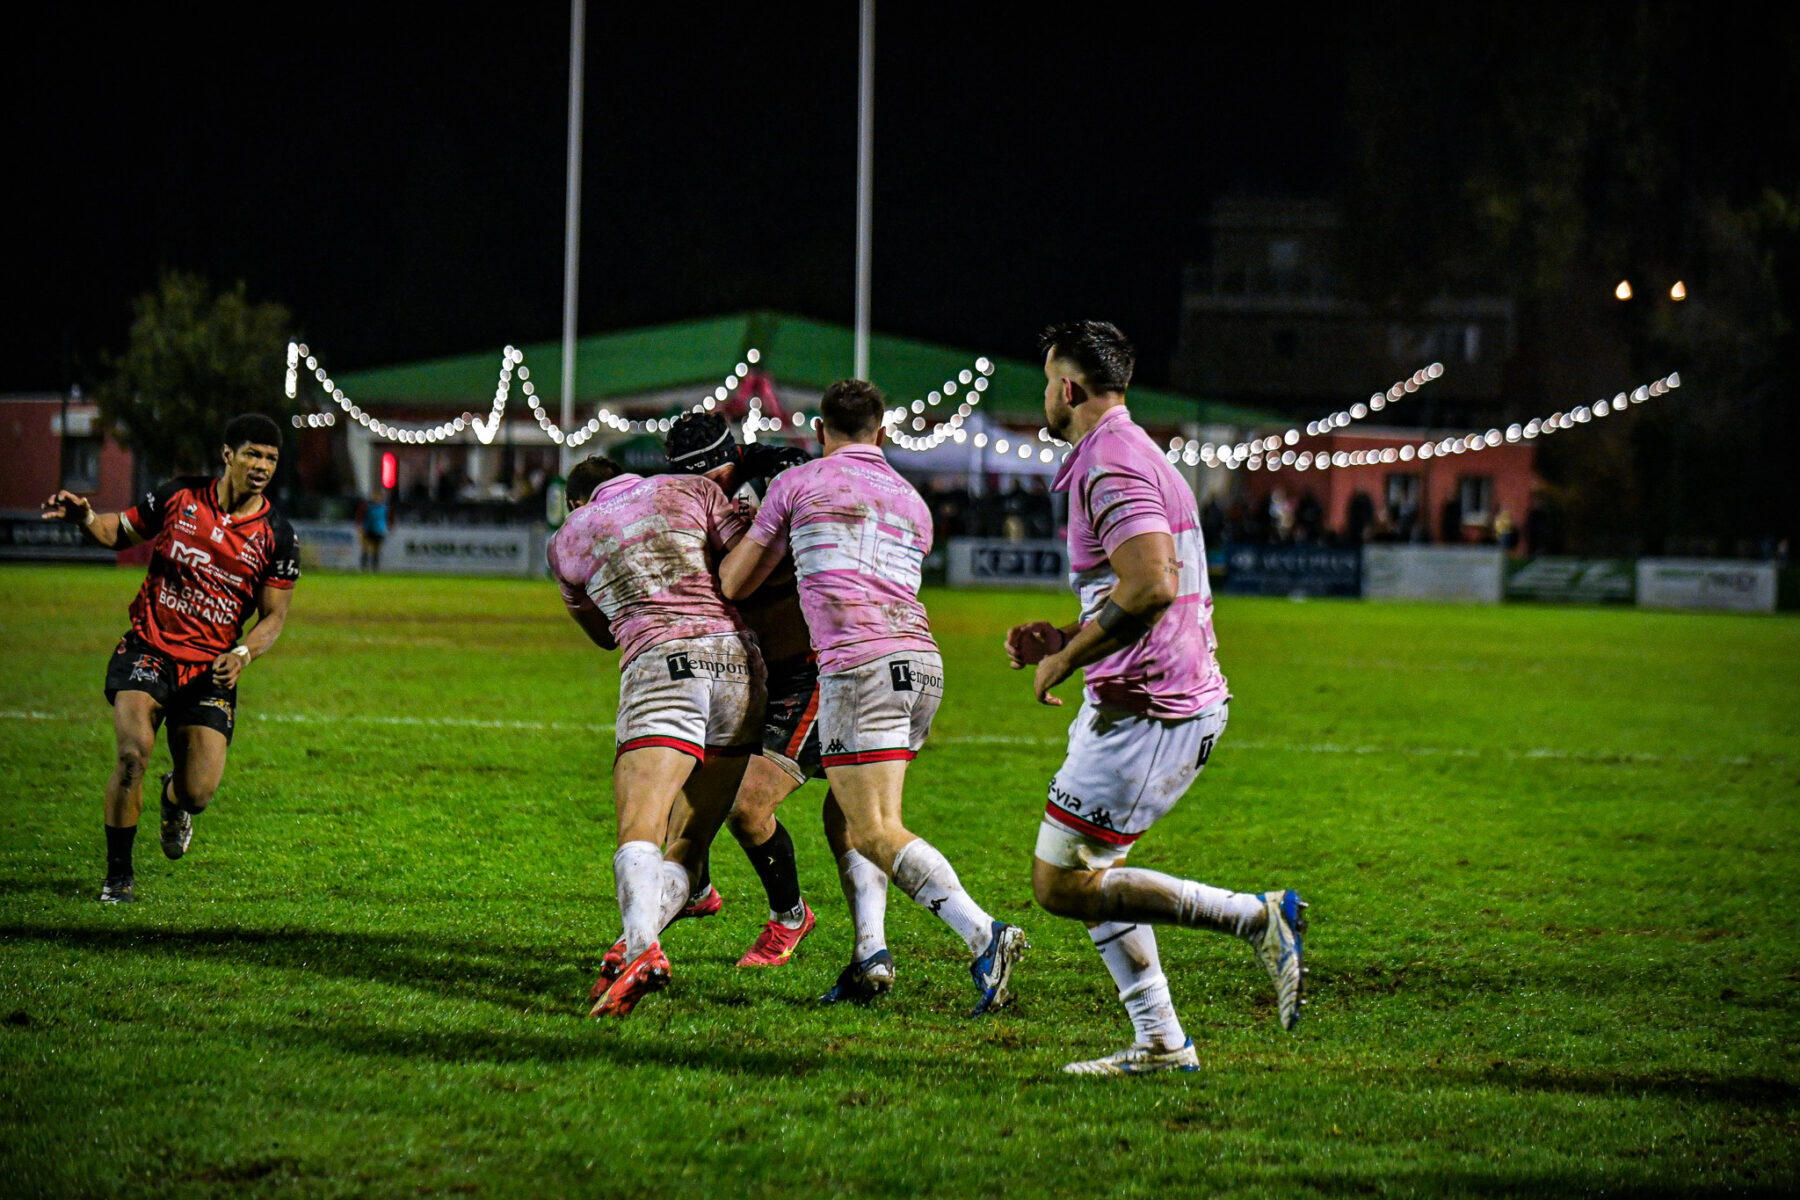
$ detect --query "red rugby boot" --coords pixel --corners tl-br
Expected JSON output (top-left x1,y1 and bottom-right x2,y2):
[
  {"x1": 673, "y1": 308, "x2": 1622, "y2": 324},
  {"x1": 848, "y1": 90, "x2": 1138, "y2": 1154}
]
[
  {"x1": 735, "y1": 903, "x2": 815, "y2": 967},
  {"x1": 590, "y1": 936, "x2": 629, "y2": 998},
  {"x1": 590, "y1": 943, "x2": 672, "y2": 1019},
  {"x1": 677, "y1": 885, "x2": 723, "y2": 921}
]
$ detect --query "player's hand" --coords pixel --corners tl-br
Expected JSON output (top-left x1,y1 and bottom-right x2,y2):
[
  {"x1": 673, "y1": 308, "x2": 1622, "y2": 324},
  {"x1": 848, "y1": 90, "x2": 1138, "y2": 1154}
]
[
  {"x1": 40, "y1": 490, "x2": 92, "y2": 525},
  {"x1": 1033, "y1": 650, "x2": 1073, "y2": 707},
  {"x1": 1006, "y1": 620, "x2": 1065, "y2": 668},
  {"x1": 211, "y1": 648, "x2": 248, "y2": 687}
]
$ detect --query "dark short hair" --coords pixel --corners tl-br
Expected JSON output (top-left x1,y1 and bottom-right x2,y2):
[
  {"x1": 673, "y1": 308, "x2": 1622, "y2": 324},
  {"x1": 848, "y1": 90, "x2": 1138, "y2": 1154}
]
[
  {"x1": 665, "y1": 411, "x2": 739, "y2": 474},
  {"x1": 222, "y1": 413, "x2": 283, "y2": 452},
  {"x1": 820, "y1": 379, "x2": 885, "y2": 439},
  {"x1": 566, "y1": 455, "x2": 624, "y2": 505},
  {"x1": 1038, "y1": 321, "x2": 1135, "y2": 394}
]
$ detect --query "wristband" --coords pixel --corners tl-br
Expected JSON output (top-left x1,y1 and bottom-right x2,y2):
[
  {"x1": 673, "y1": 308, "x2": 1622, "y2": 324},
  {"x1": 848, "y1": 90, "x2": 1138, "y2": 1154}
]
[
  {"x1": 82, "y1": 507, "x2": 98, "y2": 528},
  {"x1": 230, "y1": 646, "x2": 251, "y2": 661},
  {"x1": 1096, "y1": 599, "x2": 1152, "y2": 644}
]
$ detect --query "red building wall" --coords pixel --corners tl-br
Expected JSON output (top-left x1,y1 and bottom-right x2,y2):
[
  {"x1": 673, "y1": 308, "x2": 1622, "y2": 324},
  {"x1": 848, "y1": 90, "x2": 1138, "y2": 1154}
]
[
  {"x1": 1231, "y1": 429, "x2": 1536, "y2": 549},
  {"x1": 0, "y1": 397, "x2": 136, "y2": 513}
]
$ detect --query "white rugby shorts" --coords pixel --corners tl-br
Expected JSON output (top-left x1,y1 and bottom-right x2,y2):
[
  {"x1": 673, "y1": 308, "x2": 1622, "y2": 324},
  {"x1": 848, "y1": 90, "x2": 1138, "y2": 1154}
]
[
  {"x1": 615, "y1": 632, "x2": 766, "y2": 763},
  {"x1": 817, "y1": 649, "x2": 943, "y2": 768},
  {"x1": 1035, "y1": 695, "x2": 1229, "y2": 870}
]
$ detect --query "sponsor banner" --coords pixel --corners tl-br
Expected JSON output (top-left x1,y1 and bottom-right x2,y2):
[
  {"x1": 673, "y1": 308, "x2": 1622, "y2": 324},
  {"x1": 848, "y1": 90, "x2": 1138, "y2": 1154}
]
[
  {"x1": 0, "y1": 511, "x2": 114, "y2": 561},
  {"x1": 288, "y1": 520, "x2": 361, "y2": 570},
  {"x1": 1221, "y1": 544, "x2": 1361, "y2": 597},
  {"x1": 389, "y1": 526, "x2": 545, "y2": 576},
  {"x1": 1505, "y1": 556, "x2": 1635, "y2": 604},
  {"x1": 1362, "y1": 545, "x2": 1505, "y2": 604},
  {"x1": 945, "y1": 537, "x2": 1068, "y2": 589},
  {"x1": 1636, "y1": 558, "x2": 1776, "y2": 613}
]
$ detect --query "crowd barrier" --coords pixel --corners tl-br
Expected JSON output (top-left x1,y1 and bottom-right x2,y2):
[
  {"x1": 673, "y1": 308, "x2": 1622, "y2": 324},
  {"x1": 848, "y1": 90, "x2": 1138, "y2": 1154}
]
[{"x1": 289, "y1": 520, "x2": 547, "y2": 577}]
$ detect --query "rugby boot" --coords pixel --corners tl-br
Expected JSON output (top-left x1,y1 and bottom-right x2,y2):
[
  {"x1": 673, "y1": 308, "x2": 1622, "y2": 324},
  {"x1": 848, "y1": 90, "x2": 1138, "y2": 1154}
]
[
  {"x1": 159, "y1": 773, "x2": 192, "y2": 860},
  {"x1": 1063, "y1": 1038, "x2": 1200, "y2": 1077},
  {"x1": 736, "y1": 903, "x2": 815, "y2": 967},
  {"x1": 1254, "y1": 889, "x2": 1308, "y2": 1030},
  {"x1": 677, "y1": 885, "x2": 723, "y2": 920},
  {"x1": 969, "y1": 921, "x2": 1028, "y2": 1016},
  {"x1": 591, "y1": 937, "x2": 630, "y2": 998},
  {"x1": 590, "y1": 943, "x2": 671, "y2": 1019},
  {"x1": 99, "y1": 875, "x2": 135, "y2": 904},
  {"x1": 818, "y1": 949, "x2": 895, "y2": 1004}
]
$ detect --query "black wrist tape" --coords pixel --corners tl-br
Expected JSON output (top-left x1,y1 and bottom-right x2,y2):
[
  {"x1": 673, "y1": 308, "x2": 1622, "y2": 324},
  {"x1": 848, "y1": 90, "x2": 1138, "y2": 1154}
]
[{"x1": 1096, "y1": 599, "x2": 1151, "y2": 644}]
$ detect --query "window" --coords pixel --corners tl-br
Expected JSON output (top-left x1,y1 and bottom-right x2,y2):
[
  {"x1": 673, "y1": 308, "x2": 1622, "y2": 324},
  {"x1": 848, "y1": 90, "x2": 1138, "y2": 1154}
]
[
  {"x1": 63, "y1": 437, "x2": 101, "y2": 491},
  {"x1": 1271, "y1": 328, "x2": 1298, "y2": 360},
  {"x1": 1459, "y1": 476, "x2": 1493, "y2": 524},
  {"x1": 1385, "y1": 472, "x2": 1420, "y2": 514}
]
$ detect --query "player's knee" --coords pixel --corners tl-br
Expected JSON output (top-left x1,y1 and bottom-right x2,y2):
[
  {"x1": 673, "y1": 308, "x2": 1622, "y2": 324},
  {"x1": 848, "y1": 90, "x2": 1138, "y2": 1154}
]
[
  {"x1": 178, "y1": 780, "x2": 216, "y2": 811},
  {"x1": 1032, "y1": 859, "x2": 1097, "y2": 918},
  {"x1": 114, "y1": 741, "x2": 151, "y2": 785}
]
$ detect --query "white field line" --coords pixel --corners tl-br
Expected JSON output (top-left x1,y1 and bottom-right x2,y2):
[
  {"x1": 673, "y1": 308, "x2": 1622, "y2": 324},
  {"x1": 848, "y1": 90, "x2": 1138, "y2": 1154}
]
[{"x1": 0, "y1": 709, "x2": 1778, "y2": 767}]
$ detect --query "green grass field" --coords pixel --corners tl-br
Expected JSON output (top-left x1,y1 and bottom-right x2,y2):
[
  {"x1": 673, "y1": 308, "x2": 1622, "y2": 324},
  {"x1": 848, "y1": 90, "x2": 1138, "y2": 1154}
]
[{"x1": 2, "y1": 564, "x2": 1797, "y2": 1198}]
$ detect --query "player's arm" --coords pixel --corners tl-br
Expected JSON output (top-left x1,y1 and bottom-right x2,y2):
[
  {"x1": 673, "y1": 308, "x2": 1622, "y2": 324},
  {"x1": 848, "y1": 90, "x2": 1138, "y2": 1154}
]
[
  {"x1": 719, "y1": 534, "x2": 783, "y2": 601},
  {"x1": 39, "y1": 491, "x2": 135, "y2": 549},
  {"x1": 213, "y1": 583, "x2": 293, "y2": 687},
  {"x1": 562, "y1": 590, "x2": 619, "y2": 650},
  {"x1": 1031, "y1": 530, "x2": 1179, "y2": 706}
]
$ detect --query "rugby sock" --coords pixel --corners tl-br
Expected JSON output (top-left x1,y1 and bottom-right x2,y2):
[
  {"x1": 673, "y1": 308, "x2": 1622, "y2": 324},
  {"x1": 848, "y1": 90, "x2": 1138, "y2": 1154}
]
[
  {"x1": 104, "y1": 823, "x2": 136, "y2": 879},
  {"x1": 613, "y1": 841, "x2": 668, "y2": 961},
  {"x1": 1089, "y1": 922, "x2": 1186, "y2": 1052},
  {"x1": 655, "y1": 860, "x2": 693, "y2": 931},
  {"x1": 891, "y1": 839, "x2": 995, "y2": 957},
  {"x1": 1099, "y1": 868, "x2": 1265, "y2": 939},
  {"x1": 747, "y1": 822, "x2": 804, "y2": 922},
  {"x1": 689, "y1": 855, "x2": 713, "y2": 904},
  {"x1": 837, "y1": 850, "x2": 889, "y2": 961}
]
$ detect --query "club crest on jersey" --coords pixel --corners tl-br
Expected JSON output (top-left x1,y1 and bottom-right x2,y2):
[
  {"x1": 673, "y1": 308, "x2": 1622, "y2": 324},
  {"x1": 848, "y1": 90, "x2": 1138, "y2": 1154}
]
[
  {"x1": 889, "y1": 660, "x2": 913, "y2": 691},
  {"x1": 667, "y1": 652, "x2": 695, "y2": 680},
  {"x1": 210, "y1": 526, "x2": 226, "y2": 543}
]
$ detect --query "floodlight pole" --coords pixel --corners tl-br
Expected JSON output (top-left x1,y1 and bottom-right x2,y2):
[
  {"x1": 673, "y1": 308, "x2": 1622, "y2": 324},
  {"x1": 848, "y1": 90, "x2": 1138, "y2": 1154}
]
[
  {"x1": 559, "y1": 0, "x2": 587, "y2": 474},
  {"x1": 853, "y1": 0, "x2": 875, "y2": 381}
]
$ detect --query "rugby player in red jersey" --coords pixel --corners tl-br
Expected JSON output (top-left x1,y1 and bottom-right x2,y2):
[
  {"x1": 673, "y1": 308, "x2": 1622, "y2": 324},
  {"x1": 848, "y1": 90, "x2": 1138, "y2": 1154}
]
[{"x1": 41, "y1": 414, "x2": 300, "y2": 904}]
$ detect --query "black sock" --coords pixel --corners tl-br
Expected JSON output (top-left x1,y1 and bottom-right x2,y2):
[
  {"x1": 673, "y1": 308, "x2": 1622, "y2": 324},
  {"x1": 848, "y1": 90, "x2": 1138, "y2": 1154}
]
[
  {"x1": 105, "y1": 824, "x2": 136, "y2": 879},
  {"x1": 691, "y1": 855, "x2": 711, "y2": 899},
  {"x1": 748, "y1": 822, "x2": 802, "y2": 915}
]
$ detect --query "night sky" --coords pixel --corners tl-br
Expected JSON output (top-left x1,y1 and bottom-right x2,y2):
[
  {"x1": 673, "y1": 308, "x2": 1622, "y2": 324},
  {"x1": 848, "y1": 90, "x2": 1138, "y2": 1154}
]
[{"x1": 10, "y1": 4, "x2": 1790, "y2": 395}]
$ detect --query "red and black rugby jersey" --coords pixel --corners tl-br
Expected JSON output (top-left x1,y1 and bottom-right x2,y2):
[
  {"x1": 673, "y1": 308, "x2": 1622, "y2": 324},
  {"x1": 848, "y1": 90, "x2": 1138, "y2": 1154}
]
[{"x1": 119, "y1": 477, "x2": 301, "y2": 663}]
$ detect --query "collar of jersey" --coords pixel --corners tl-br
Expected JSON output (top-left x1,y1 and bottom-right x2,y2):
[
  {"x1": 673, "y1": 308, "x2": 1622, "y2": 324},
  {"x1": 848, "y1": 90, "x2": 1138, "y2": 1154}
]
[
  {"x1": 829, "y1": 443, "x2": 886, "y2": 462},
  {"x1": 1051, "y1": 405, "x2": 1133, "y2": 492}
]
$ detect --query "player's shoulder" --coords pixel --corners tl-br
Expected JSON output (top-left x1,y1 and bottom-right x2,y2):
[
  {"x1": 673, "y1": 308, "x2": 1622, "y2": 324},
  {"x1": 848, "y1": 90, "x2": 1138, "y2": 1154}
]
[
  {"x1": 263, "y1": 502, "x2": 297, "y2": 541},
  {"x1": 154, "y1": 475, "x2": 215, "y2": 502}
]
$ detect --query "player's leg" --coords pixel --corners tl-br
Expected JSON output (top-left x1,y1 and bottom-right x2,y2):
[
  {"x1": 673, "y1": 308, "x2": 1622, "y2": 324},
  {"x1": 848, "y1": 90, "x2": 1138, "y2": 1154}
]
[
  {"x1": 160, "y1": 724, "x2": 228, "y2": 860},
  {"x1": 725, "y1": 754, "x2": 816, "y2": 965},
  {"x1": 101, "y1": 690, "x2": 162, "y2": 902},
  {"x1": 612, "y1": 745, "x2": 701, "y2": 962},
  {"x1": 817, "y1": 786, "x2": 895, "y2": 1003}
]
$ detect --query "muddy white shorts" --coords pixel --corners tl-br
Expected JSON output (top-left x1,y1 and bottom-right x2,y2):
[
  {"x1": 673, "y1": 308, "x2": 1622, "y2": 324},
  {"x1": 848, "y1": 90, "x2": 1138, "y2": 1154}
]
[
  {"x1": 615, "y1": 632, "x2": 766, "y2": 763},
  {"x1": 817, "y1": 649, "x2": 944, "y2": 768},
  {"x1": 1034, "y1": 695, "x2": 1229, "y2": 870}
]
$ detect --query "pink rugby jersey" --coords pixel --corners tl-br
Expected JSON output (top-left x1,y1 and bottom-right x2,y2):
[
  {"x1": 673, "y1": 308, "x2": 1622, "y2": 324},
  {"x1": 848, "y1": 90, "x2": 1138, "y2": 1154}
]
[
  {"x1": 547, "y1": 473, "x2": 752, "y2": 667},
  {"x1": 747, "y1": 443, "x2": 937, "y2": 673},
  {"x1": 1053, "y1": 405, "x2": 1228, "y2": 719}
]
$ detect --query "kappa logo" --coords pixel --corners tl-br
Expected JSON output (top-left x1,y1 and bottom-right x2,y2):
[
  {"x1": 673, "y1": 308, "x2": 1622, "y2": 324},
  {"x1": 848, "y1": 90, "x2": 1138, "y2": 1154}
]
[
  {"x1": 667, "y1": 652, "x2": 695, "y2": 680},
  {"x1": 824, "y1": 738, "x2": 848, "y2": 755},
  {"x1": 889, "y1": 660, "x2": 913, "y2": 691},
  {"x1": 167, "y1": 542, "x2": 213, "y2": 568}
]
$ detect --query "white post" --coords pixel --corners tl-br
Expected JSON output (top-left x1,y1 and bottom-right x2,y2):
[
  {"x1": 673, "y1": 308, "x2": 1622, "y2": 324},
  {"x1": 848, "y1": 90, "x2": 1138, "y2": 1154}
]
[
  {"x1": 853, "y1": 0, "x2": 875, "y2": 381},
  {"x1": 559, "y1": 0, "x2": 587, "y2": 473}
]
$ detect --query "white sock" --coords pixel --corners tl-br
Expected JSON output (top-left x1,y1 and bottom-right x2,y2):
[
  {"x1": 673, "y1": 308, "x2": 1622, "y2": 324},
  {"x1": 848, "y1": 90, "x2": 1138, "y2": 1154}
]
[
  {"x1": 772, "y1": 903, "x2": 808, "y2": 930},
  {"x1": 836, "y1": 850, "x2": 889, "y2": 961},
  {"x1": 613, "y1": 841, "x2": 668, "y2": 960},
  {"x1": 891, "y1": 839, "x2": 995, "y2": 957},
  {"x1": 1090, "y1": 921, "x2": 1186, "y2": 1051},
  {"x1": 1100, "y1": 867, "x2": 1266, "y2": 939},
  {"x1": 656, "y1": 860, "x2": 691, "y2": 932}
]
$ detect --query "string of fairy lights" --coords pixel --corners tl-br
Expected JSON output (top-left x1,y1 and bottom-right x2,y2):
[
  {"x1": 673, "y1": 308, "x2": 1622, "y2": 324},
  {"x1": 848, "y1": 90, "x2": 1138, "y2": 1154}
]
[
  {"x1": 286, "y1": 338, "x2": 1681, "y2": 477},
  {"x1": 1192, "y1": 371, "x2": 1681, "y2": 475}
]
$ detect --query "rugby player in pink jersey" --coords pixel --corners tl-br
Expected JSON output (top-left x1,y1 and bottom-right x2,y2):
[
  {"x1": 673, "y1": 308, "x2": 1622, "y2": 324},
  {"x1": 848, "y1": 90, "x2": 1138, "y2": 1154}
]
[
  {"x1": 547, "y1": 455, "x2": 767, "y2": 1018},
  {"x1": 662, "y1": 414, "x2": 892, "y2": 982},
  {"x1": 1008, "y1": 321, "x2": 1307, "y2": 1075},
  {"x1": 721, "y1": 380, "x2": 1026, "y2": 1014}
]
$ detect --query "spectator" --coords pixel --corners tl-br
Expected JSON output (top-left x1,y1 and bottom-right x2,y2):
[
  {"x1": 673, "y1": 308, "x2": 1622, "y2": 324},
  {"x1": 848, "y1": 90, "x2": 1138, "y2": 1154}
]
[
  {"x1": 1346, "y1": 490, "x2": 1376, "y2": 546},
  {"x1": 356, "y1": 491, "x2": 389, "y2": 572},
  {"x1": 1295, "y1": 490, "x2": 1323, "y2": 544}
]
